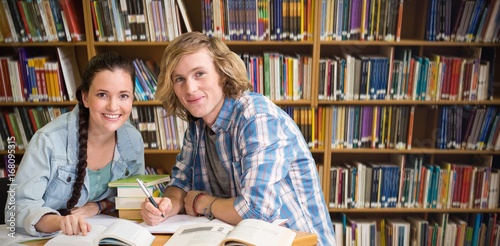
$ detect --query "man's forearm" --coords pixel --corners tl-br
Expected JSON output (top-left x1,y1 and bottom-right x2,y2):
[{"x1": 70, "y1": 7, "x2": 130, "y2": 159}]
[{"x1": 163, "y1": 186, "x2": 187, "y2": 216}]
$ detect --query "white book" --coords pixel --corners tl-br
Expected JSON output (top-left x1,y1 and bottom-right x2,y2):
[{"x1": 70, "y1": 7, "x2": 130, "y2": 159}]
[
  {"x1": 115, "y1": 197, "x2": 144, "y2": 209},
  {"x1": 331, "y1": 219, "x2": 343, "y2": 246},
  {"x1": 164, "y1": 219, "x2": 296, "y2": 246},
  {"x1": 57, "y1": 46, "x2": 81, "y2": 101},
  {"x1": 45, "y1": 219, "x2": 154, "y2": 246}
]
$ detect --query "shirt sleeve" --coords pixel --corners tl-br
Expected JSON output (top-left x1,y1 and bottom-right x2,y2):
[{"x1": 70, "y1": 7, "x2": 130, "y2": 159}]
[
  {"x1": 168, "y1": 124, "x2": 195, "y2": 192},
  {"x1": 8, "y1": 132, "x2": 60, "y2": 237},
  {"x1": 234, "y1": 113, "x2": 296, "y2": 221}
]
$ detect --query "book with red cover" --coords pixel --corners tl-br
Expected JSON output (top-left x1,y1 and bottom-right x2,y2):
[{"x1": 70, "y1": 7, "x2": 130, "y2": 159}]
[
  {"x1": 0, "y1": 57, "x2": 12, "y2": 101},
  {"x1": 58, "y1": 0, "x2": 85, "y2": 41}
]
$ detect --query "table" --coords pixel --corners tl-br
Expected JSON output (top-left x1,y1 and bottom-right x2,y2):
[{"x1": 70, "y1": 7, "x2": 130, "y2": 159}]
[{"x1": 22, "y1": 230, "x2": 317, "y2": 245}]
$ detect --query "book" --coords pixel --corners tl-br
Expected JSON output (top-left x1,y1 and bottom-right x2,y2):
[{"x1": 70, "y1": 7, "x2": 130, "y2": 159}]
[
  {"x1": 108, "y1": 174, "x2": 170, "y2": 188},
  {"x1": 164, "y1": 219, "x2": 296, "y2": 246},
  {"x1": 45, "y1": 219, "x2": 155, "y2": 246},
  {"x1": 175, "y1": 0, "x2": 191, "y2": 32},
  {"x1": 117, "y1": 186, "x2": 153, "y2": 197},
  {"x1": 115, "y1": 196, "x2": 144, "y2": 209},
  {"x1": 118, "y1": 209, "x2": 142, "y2": 220},
  {"x1": 56, "y1": 46, "x2": 81, "y2": 101}
]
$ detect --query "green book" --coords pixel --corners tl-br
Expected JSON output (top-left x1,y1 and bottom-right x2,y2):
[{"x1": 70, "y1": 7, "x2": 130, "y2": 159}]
[{"x1": 108, "y1": 174, "x2": 170, "y2": 188}]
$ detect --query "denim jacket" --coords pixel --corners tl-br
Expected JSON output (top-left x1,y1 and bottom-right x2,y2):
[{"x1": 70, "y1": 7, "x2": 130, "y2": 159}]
[{"x1": 6, "y1": 107, "x2": 144, "y2": 236}]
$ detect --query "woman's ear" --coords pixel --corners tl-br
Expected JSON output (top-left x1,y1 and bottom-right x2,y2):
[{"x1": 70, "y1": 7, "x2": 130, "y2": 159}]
[{"x1": 82, "y1": 91, "x2": 89, "y2": 108}]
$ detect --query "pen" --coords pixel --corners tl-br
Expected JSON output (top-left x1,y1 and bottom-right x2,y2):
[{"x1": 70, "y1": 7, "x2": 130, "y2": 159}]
[{"x1": 136, "y1": 178, "x2": 164, "y2": 218}]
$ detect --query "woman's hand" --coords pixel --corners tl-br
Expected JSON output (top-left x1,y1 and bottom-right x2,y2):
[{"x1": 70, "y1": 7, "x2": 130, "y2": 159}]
[{"x1": 58, "y1": 214, "x2": 92, "y2": 236}]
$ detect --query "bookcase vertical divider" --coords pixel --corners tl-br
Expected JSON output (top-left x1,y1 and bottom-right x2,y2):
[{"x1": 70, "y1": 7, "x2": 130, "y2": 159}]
[{"x1": 82, "y1": 0, "x2": 96, "y2": 58}]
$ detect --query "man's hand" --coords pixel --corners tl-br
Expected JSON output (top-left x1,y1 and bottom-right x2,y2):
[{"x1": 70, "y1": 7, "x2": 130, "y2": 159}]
[{"x1": 141, "y1": 197, "x2": 172, "y2": 225}]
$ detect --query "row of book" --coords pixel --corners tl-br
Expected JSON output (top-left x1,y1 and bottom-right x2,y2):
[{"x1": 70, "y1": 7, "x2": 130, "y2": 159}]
[
  {"x1": 402, "y1": 155, "x2": 498, "y2": 209},
  {"x1": 0, "y1": 0, "x2": 85, "y2": 43},
  {"x1": 392, "y1": 48, "x2": 493, "y2": 102},
  {"x1": 318, "y1": 47, "x2": 495, "y2": 102},
  {"x1": 0, "y1": 106, "x2": 72, "y2": 151},
  {"x1": 242, "y1": 52, "x2": 313, "y2": 101},
  {"x1": 332, "y1": 213, "x2": 499, "y2": 246},
  {"x1": 329, "y1": 155, "x2": 499, "y2": 209},
  {"x1": 437, "y1": 106, "x2": 500, "y2": 151},
  {"x1": 90, "y1": 0, "x2": 192, "y2": 42},
  {"x1": 132, "y1": 58, "x2": 159, "y2": 101},
  {"x1": 319, "y1": 54, "x2": 390, "y2": 101},
  {"x1": 425, "y1": 0, "x2": 500, "y2": 43},
  {"x1": 281, "y1": 106, "x2": 328, "y2": 149},
  {"x1": 129, "y1": 106, "x2": 188, "y2": 150},
  {"x1": 0, "y1": 105, "x2": 328, "y2": 152},
  {"x1": 202, "y1": 0, "x2": 315, "y2": 41},
  {"x1": 0, "y1": 49, "x2": 315, "y2": 102},
  {"x1": 320, "y1": 0, "x2": 404, "y2": 41},
  {"x1": 0, "y1": 48, "x2": 159, "y2": 103},
  {"x1": 0, "y1": 46, "x2": 81, "y2": 102},
  {"x1": 330, "y1": 106, "x2": 414, "y2": 150}
]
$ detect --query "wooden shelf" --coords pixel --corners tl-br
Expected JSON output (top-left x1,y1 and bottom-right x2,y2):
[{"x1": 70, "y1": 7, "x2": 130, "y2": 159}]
[
  {"x1": 329, "y1": 148, "x2": 500, "y2": 154},
  {"x1": 319, "y1": 40, "x2": 500, "y2": 47},
  {"x1": 319, "y1": 99, "x2": 500, "y2": 106},
  {"x1": 0, "y1": 101, "x2": 78, "y2": 107},
  {"x1": 0, "y1": 42, "x2": 87, "y2": 47}
]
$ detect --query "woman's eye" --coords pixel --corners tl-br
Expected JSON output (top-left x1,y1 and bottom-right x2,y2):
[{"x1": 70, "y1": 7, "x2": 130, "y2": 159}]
[
  {"x1": 195, "y1": 71, "x2": 205, "y2": 77},
  {"x1": 174, "y1": 77, "x2": 185, "y2": 83},
  {"x1": 97, "y1": 93, "x2": 107, "y2": 98},
  {"x1": 120, "y1": 94, "x2": 130, "y2": 99}
]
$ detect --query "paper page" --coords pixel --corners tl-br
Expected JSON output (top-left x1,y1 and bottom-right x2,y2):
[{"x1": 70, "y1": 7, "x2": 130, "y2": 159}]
[
  {"x1": 163, "y1": 223, "x2": 234, "y2": 246},
  {"x1": 44, "y1": 225, "x2": 106, "y2": 246},
  {"x1": 139, "y1": 214, "x2": 225, "y2": 233},
  {"x1": 99, "y1": 219, "x2": 155, "y2": 246},
  {"x1": 222, "y1": 219, "x2": 296, "y2": 246},
  {"x1": 86, "y1": 214, "x2": 135, "y2": 227}
]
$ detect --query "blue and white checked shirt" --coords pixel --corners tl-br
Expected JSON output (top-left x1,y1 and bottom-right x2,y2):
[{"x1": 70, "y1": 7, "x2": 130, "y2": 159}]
[{"x1": 168, "y1": 92, "x2": 336, "y2": 246}]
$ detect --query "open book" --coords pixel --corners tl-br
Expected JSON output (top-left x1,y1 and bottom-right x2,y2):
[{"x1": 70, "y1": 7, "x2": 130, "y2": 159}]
[
  {"x1": 44, "y1": 219, "x2": 155, "y2": 246},
  {"x1": 164, "y1": 219, "x2": 296, "y2": 246}
]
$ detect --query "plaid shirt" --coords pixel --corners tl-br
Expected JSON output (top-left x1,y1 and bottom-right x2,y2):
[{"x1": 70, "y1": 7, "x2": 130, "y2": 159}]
[{"x1": 169, "y1": 92, "x2": 335, "y2": 246}]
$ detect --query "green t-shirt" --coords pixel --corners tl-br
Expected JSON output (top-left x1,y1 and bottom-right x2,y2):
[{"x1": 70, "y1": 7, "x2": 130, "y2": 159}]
[{"x1": 88, "y1": 162, "x2": 112, "y2": 201}]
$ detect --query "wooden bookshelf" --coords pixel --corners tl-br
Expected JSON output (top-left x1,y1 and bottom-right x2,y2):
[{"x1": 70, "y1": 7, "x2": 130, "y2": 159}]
[{"x1": 1, "y1": 1, "x2": 499, "y2": 243}]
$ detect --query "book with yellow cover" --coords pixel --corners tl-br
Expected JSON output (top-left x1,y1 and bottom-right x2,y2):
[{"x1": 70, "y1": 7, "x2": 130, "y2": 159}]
[{"x1": 108, "y1": 174, "x2": 170, "y2": 188}]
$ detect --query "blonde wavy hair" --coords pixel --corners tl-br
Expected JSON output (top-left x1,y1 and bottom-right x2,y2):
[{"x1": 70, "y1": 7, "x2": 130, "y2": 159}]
[{"x1": 156, "y1": 32, "x2": 253, "y2": 121}]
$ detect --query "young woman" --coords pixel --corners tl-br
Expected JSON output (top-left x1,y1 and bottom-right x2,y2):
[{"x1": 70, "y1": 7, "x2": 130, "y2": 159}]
[{"x1": 6, "y1": 52, "x2": 145, "y2": 236}]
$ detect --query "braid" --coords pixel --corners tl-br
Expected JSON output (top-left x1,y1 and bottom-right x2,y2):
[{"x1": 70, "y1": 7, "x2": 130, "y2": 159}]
[{"x1": 59, "y1": 102, "x2": 89, "y2": 216}]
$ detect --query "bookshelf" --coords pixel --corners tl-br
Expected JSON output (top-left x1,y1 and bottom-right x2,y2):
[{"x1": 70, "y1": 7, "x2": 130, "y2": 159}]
[{"x1": 1, "y1": 0, "x2": 500, "y2": 243}]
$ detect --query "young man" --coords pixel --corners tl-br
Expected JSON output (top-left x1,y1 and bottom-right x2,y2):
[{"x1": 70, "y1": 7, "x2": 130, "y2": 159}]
[{"x1": 141, "y1": 32, "x2": 335, "y2": 246}]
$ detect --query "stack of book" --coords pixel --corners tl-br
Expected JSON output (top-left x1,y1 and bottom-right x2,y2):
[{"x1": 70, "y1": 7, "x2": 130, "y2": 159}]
[{"x1": 108, "y1": 174, "x2": 169, "y2": 220}]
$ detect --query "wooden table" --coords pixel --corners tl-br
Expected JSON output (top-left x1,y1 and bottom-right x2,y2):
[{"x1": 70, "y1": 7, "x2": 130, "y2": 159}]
[{"x1": 22, "y1": 230, "x2": 317, "y2": 245}]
